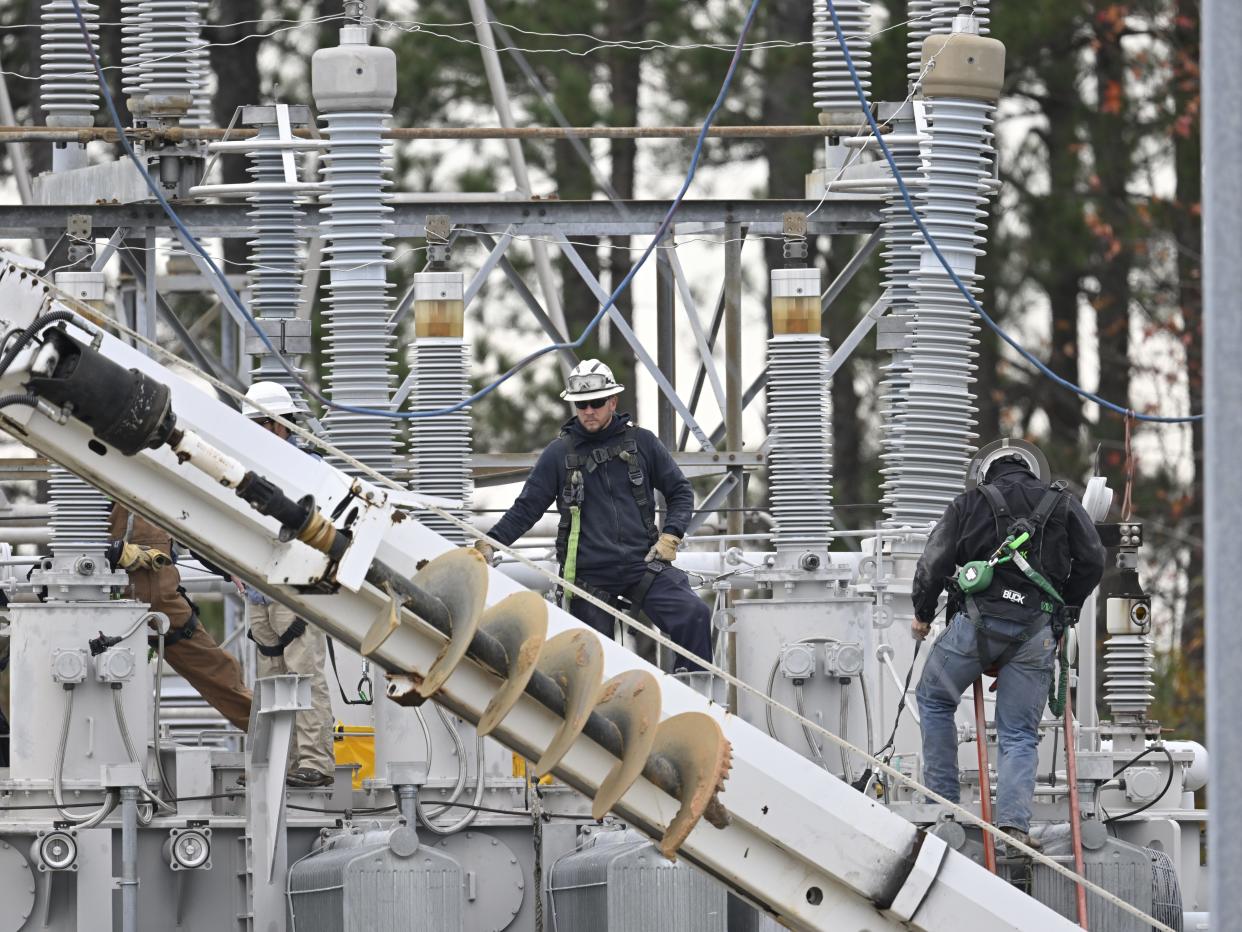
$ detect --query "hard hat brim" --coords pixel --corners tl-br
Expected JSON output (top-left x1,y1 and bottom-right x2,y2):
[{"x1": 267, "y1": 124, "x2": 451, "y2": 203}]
[
  {"x1": 560, "y1": 384, "x2": 624, "y2": 402},
  {"x1": 243, "y1": 404, "x2": 300, "y2": 419}
]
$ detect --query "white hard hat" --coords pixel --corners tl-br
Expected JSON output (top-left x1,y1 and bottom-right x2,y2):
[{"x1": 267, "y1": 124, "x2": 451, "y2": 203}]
[
  {"x1": 561, "y1": 358, "x2": 624, "y2": 402},
  {"x1": 241, "y1": 380, "x2": 299, "y2": 419},
  {"x1": 965, "y1": 438, "x2": 1050, "y2": 490}
]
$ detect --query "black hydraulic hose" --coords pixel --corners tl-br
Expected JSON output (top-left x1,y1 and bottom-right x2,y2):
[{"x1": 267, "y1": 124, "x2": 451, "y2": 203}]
[
  {"x1": 0, "y1": 394, "x2": 40, "y2": 412},
  {"x1": 0, "y1": 309, "x2": 78, "y2": 380},
  {"x1": 1103, "y1": 745, "x2": 1177, "y2": 825}
]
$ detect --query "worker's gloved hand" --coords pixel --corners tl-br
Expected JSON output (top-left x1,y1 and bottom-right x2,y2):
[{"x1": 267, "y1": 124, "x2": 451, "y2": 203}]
[
  {"x1": 645, "y1": 532, "x2": 681, "y2": 564},
  {"x1": 108, "y1": 542, "x2": 172, "y2": 572},
  {"x1": 1060, "y1": 605, "x2": 1081, "y2": 627},
  {"x1": 910, "y1": 618, "x2": 931, "y2": 641},
  {"x1": 472, "y1": 539, "x2": 497, "y2": 565}
]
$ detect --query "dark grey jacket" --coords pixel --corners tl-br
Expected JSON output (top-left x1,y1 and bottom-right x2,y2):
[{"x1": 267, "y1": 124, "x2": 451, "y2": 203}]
[
  {"x1": 489, "y1": 414, "x2": 695, "y2": 576},
  {"x1": 912, "y1": 459, "x2": 1107, "y2": 623}
]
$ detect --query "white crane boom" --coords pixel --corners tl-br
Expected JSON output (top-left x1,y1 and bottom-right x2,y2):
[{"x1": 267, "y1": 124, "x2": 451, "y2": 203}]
[{"x1": 0, "y1": 261, "x2": 1078, "y2": 932}]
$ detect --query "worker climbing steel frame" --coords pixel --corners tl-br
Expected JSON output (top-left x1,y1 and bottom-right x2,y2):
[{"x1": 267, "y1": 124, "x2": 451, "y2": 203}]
[{"x1": 0, "y1": 263, "x2": 1077, "y2": 932}]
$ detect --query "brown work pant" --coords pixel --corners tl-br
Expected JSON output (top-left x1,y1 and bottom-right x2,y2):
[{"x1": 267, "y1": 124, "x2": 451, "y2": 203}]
[
  {"x1": 249, "y1": 600, "x2": 335, "y2": 774},
  {"x1": 110, "y1": 505, "x2": 254, "y2": 732},
  {"x1": 163, "y1": 616, "x2": 254, "y2": 733},
  {"x1": 0, "y1": 583, "x2": 253, "y2": 734}
]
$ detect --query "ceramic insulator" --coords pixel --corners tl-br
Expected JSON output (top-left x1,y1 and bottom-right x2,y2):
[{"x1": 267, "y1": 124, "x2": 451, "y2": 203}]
[
  {"x1": 246, "y1": 122, "x2": 309, "y2": 408},
  {"x1": 882, "y1": 92, "x2": 995, "y2": 527},
  {"x1": 182, "y1": 1, "x2": 212, "y2": 128},
  {"x1": 39, "y1": 0, "x2": 101, "y2": 129},
  {"x1": 766, "y1": 327, "x2": 834, "y2": 551},
  {"x1": 1103, "y1": 634, "x2": 1155, "y2": 719},
  {"x1": 48, "y1": 468, "x2": 111, "y2": 562},
  {"x1": 137, "y1": 0, "x2": 201, "y2": 116},
  {"x1": 408, "y1": 310, "x2": 472, "y2": 543},
  {"x1": 908, "y1": 0, "x2": 990, "y2": 84},
  {"x1": 812, "y1": 0, "x2": 871, "y2": 117},
  {"x1": 317, "y1": 108, "x2": 398, "y2": 476},
  {"x1": 120, "y1": 1, "x2": 147, "y2": 108}
]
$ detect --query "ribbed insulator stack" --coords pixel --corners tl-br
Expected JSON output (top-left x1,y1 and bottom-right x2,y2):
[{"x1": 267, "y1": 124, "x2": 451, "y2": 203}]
[
  {"x1": 882, "y1": 97, "x2": 992, "y2": 526},
  {"x1": 182, "y1": 1, "x2": 212, "y2": 128},
  {"x1": 878, "y1": 0, "x2": 952, "y2": 528},
  {"x1": 811, "y1": 0, "x2": 871, "y2": 118},
  {"x1": 47, "y1": 272, "x2": 113, "y2": 583},
  {"x1": 906, "y1": 1, "x2": 935, "y2": 82},
  {"x1": 909, "y1": 0, "x2": 990, "y2": 72},
  {"x1": 882, "y1": 13, "x2": 1003, "y2": 528},
  {"x1": 313, "y1": 27, "x2": 399, "y2": 477},
  {"x1": 1103, "y1": 634, "x2": 1155, "y2": 720},
  {"x1": 137, "y1": 0, "x2": 200, "y2": 118},
  {"x1": 767, "y1": 268, "x2": 833, "y2": 554},
  {"x1": 247, "y1": 122, "x2": 309, "y2": 403},
  {"x1": 40, "y1": 1, "x2": 101, "y2": 129},
  {"x1": 121, "y1": 1, "x2": 147, "y2": 111},
  {"x1": 408, "y1": 272, "x2": 472, "y2": 543},
  {"x1": 48, "y1": 468, "x2": 112, "y2": 564},
  {"x1": 874, "y1": 131, "x2": 923, "y2": 524}
]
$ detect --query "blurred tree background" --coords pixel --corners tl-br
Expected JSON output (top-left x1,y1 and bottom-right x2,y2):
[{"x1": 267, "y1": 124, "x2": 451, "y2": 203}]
[{"x1": 0, "y1": 0, "x2": 1203, "y2": 736}]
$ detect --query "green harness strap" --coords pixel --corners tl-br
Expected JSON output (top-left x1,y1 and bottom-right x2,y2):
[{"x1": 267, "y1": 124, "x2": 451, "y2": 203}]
[
  {"x1": 560, "y1": 504, "x2": 582, "y2": 610},
  {"x1": 1048, "y1": 639, "x2": 1071, "y2": 717},
  {"x1": 1010, "y1": 548, "x2": 1065, "y2": 608}
]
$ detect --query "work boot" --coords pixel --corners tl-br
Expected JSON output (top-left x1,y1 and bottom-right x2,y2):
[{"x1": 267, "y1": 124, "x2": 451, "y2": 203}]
[
  {"x1": 999, "y1": 826, "x2": 1042, "y2": 856},
  {"x1": 286, "y1": 767, "x2": 332, "y2": 788}
]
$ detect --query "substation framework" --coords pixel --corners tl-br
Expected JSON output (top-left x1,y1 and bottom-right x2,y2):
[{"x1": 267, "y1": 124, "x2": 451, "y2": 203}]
[
  {"x1": 0, "y1": 3, "x2": 1215, "y2": 931},
  {"x1": 0, "y1": 194, "x2": 884, "y2": 525}
]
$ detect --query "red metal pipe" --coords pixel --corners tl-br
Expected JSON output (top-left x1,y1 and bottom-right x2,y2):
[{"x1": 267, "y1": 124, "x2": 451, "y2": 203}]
[
  {"x1": 973, "y1": 677, "x2": 997, "y2": 873},
  {"x1": 1064, "y1": 694, "x2": 1090, "y2": 928}
]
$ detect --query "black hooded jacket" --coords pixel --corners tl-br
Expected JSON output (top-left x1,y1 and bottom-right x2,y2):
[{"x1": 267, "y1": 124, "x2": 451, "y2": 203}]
[
  {"x1": 488, "y1": 413, "x2": 695, "y2": 576},
  {"x1": 912, "y1": 459, "x2": 1107, "y2": 623}
]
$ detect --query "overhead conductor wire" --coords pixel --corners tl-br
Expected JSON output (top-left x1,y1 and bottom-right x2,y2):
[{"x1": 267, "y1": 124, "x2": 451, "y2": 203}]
[
  {"x1": 70, "y1": 0, "x2": 1191, "y2": 427},
  {"x1": 67, "y1": 0, "x2": 764, "y2": 421},
  {"x1": 820, "y1": 0, "x2": 1199, "y2": 425}
]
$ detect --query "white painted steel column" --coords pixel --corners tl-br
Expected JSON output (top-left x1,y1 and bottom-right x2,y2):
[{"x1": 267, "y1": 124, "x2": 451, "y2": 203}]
[{"x1": 1204, "y1": 1, "x2": 1240, "y2": 927}]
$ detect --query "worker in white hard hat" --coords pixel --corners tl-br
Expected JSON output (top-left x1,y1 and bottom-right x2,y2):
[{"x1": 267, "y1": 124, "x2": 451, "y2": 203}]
[
  {"x1": 240, "y1": 379, "x2": 300, "y2": 432},
  {"x1": 234, "y1": 381, "x2": 336, "y2": 786},
  {"x1": 478, "y1": 359, "x2": 712, "y2": 670}
]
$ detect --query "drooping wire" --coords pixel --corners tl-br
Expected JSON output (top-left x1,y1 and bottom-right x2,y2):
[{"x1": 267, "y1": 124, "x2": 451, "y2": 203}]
[
  {"x1": 821, "y1": 0, "x2": 1201, "y2": 425},
  {"x1": 67, "y1": 0, "x2": 764, "y2": 421}
]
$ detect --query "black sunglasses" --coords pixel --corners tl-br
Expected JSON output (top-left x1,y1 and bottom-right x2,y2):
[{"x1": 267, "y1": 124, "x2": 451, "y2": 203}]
[{"x1": 574, "y1": 398, "x2": 610, "y2": 410}]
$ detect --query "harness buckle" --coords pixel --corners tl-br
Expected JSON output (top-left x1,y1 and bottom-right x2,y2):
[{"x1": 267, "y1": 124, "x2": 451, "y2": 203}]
[{"x1": 591, "y1": 447, "x2": 610, "y2": 465}]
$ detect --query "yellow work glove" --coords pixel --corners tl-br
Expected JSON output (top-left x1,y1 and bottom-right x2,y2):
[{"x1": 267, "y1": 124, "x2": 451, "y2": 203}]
[
  {"x1": 645, "y1": 532, "x2": 681, "y2": 564},
  {"x1": 472, "y1": 539, "x2": 497, "y2": 565},
  {"x1": 117, "y1": 543, "x2": 172, "y2": 571}
]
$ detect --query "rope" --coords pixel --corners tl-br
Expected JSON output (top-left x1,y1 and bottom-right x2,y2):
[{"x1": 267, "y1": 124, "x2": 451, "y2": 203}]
[
  {"x1": 1121, "y1": 411, "x2": 1136, "y2": 522},
  {"x1": 11, "y1": 272, "x2": 1174, "y2": 932}
]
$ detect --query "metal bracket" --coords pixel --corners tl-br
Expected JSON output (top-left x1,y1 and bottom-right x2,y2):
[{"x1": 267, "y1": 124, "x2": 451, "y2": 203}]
[
  {"x1": 426, "y1": 213, "x2": 452, "y2": 267},
  {"x1": 886, "y1": 832, "x2": 948, "y2": 921}
]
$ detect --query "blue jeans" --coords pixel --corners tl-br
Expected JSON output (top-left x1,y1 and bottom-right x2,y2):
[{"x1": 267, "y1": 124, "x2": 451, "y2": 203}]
[{"x1": 915, "y1": 611, "x2": 1056, "y2": 832}]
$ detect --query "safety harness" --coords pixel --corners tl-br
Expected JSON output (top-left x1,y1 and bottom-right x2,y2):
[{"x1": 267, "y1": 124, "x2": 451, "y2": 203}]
[
  {"x1": 247, "y1": 615, "x2": 307, "y2": 657},
  {"x1": 956, "y1": 480, "x2": 1068, "y2": 677},
  {"x1": 555, "y1": 423, "x2": 663, "y2": 615}
]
